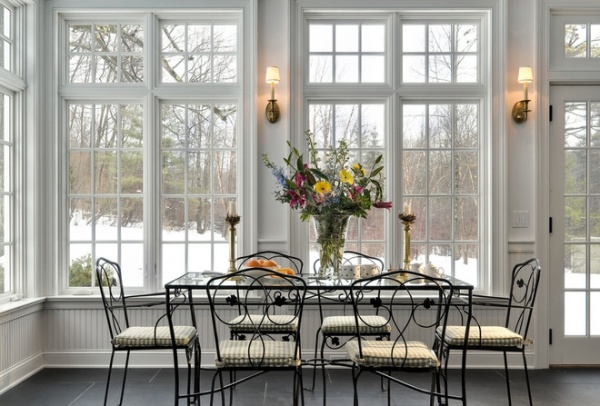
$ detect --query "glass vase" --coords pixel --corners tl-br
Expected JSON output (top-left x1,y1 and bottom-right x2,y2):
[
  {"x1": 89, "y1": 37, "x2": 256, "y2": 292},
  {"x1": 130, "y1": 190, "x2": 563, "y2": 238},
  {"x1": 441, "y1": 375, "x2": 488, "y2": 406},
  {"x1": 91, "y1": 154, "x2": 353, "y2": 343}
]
[{"x1": 312, "y1": 213, "x2": 351, "y2": 278}]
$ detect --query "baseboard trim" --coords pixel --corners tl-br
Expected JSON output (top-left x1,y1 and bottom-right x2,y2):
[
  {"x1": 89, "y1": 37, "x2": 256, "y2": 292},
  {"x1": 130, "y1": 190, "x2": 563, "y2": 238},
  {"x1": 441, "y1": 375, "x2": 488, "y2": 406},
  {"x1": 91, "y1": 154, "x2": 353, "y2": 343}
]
[{"x1": 0, "y1": 353, "x2": 44, "y2": 395}]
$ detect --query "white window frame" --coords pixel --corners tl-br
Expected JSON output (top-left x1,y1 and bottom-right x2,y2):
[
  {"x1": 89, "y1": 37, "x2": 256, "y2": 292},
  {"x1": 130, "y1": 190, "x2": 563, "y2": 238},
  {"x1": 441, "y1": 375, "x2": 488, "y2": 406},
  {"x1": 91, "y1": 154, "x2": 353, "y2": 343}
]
[
  {"x1": 0, "y1": 0, "x2": 26, "y2": 303},
  {"x1": 49, "y1": 1, "x2": 256, "y2": 295},
  {"x1": 290, "y1": 0, "x2": 506, "y2": 294}
]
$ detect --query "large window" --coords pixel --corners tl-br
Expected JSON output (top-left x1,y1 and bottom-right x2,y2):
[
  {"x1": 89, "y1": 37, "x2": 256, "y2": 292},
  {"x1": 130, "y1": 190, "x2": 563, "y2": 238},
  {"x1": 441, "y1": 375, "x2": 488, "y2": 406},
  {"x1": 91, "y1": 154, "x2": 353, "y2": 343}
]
[
  {"x1": 62, "y1": 9, "x2": 244, "y2": 292},
  {"x1": 302, "y1": 11, "x2": 487, "y2": 287},
  {"x1": 0, "y1": 0, "x2": 18, "y2": 298}
]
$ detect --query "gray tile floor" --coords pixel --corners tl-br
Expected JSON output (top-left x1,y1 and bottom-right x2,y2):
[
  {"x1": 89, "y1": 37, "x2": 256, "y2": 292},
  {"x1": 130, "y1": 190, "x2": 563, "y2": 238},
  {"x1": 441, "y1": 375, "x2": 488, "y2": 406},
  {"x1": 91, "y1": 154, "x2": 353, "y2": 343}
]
[{"x1": 0, "y1": 366, "x2": 599, "y2": 405}]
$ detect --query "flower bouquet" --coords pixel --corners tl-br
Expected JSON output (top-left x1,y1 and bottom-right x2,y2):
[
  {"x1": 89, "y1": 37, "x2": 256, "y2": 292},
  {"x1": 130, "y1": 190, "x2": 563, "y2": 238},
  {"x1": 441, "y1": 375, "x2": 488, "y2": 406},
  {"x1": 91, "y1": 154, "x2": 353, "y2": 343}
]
[{"x1": 262, "y1": 131, "x2": 392, "y2": 277}]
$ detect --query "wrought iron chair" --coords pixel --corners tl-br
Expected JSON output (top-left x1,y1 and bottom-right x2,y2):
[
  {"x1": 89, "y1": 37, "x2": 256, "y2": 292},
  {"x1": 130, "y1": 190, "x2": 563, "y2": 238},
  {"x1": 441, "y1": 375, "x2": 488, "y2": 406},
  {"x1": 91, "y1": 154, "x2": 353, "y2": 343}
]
[
  {"x1": 309, "y1": 251, "x2": 390, "y2": 399},
  {"x1": 228, "y1": 251, "x2": 304, "y2": 341},
  {"x1": 205, "y1": 268, "x2": 307, "y2": 405},
  {"x1": 96, "y1": 257, "x2": 200, "y2": 406},
  {"x1": 344, "y1": 270, "x2": 455, "y2": 406},
  {"x1": 435, "y1": 258, "x2": 541, "y2": 406}
]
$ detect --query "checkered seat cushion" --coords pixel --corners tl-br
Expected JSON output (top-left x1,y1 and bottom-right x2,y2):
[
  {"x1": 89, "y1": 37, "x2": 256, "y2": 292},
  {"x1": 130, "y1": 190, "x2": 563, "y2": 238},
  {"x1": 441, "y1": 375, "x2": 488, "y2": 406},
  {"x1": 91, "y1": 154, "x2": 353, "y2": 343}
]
[
  {"x1": 228, "y1": 314, "x2": 298, "y2": 332},
  {"x1": 321, "y1": 315, "x2": 391, "y2": 335},
  {"x1": 437, "y1": 325, "x2": 524, "y2": 348},
  {"x1": 345, "y1": 340, "x2": 439, "y2": 368},
  {"x1": 215, "y1": 340, "x2": 300, "y2": 368},
  {"x1": 112, "y1": 326, "x2": 197, "y2": 347}
]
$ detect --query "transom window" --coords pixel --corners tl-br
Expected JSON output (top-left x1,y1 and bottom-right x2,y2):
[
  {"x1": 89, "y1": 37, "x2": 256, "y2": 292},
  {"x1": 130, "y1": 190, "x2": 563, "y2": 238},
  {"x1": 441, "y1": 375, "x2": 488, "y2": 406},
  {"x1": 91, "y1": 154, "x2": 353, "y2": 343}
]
[
  {"x1": 564, "y1": 23, "x2": 600, "y2": 58},
  {"x1": 402, "y1": 22, "x2": 479, "y2": 83},
  {"x1": 160, "y1": 23, "x2": 237, "y2": 83},
  {"x1": 0, "y1": 4, "x2": 12, "y2": 71},
  {"x1": 68, "y1": 23, "x2": 144, "y2": 83},
  {"x1": 309, "y1": 22, "x2": 386, "y2": 83}
]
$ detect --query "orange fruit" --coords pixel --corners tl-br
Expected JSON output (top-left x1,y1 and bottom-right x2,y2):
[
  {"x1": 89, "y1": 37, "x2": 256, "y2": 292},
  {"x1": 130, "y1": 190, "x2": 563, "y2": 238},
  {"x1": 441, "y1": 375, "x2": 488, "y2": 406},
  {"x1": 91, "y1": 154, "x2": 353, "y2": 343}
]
[
  {"x1": 262, "y1": 259, "x2": 279, "y2": 267},
  {"x1": 245, "y1": 258, "x2": 262, "y2": 267},
  {"x1": 278, "y1": 267, "x2": 295, "y2": 276}
]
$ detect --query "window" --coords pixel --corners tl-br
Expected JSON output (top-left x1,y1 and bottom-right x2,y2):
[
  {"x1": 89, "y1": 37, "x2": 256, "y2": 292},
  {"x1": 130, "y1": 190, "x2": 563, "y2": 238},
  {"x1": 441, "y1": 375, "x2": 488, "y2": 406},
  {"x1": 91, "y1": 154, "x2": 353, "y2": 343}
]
[
  {"x1": 0, "y1": 89, "x2": 11, "y2": 295},
  {"x1": 61, "y1": 7, "x2": 245, "y2": 292},
  {"x1": 564, "y1": 23, "x2": 600, "y2": 58},
  {"x1": 301, "y1": 9, "x2": 487, "y2": 288},
  {"x1": 0, "y1": 0, "x2": 19, "y2": 298}
]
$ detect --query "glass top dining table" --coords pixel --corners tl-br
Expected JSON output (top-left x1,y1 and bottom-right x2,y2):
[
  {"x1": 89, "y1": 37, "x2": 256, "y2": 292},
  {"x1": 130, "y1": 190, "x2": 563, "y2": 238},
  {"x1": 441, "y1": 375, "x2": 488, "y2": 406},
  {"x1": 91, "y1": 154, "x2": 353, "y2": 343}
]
[
  {"x1": 163, "y1": 270, "x2": 474, "y2": 404},
  {"x1": 165, "y1": 270, "x2": 474, "y2": 292}
]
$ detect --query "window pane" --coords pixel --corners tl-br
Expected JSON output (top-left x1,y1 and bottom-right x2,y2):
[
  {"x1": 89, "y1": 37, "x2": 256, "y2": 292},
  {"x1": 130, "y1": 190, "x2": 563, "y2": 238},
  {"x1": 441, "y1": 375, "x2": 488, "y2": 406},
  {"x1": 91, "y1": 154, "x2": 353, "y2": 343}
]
[
  {"x1": 592, "y1": 24, "x2": 600, "y2": 57},
  {"x1": 310, "y1": 55, "x2": 333, "y2": 83},
  {"x1": 429, "y1": 25, "x2": 451, "y2": 52},
  {"x1": 456, "y1": 24, "x2": 478, "y2": 52},
  {"x1": 403, "y1": 55, "x2": 426, "y2": 82},
  {"x1": 362, "y1": 25, "x2": 384, "y2": 52},
  {"x1": 310, "y1": 24, "x2": 333, "y2": 52},
  {"x1": 336, "y1": 25, "x2": 358, "y2": 52},
  {"x1": 591, "y1": 244, "x2": 600, "y2": 289},
  {"x1": 336, "y1": 55, "x2": 359, "y2": 82},
  {"x1": 565, "y1": 197, "x2": 587, "y2": 242},
  {"x1": 362, "y1": 55, "x2": 384, "y2": 82},
  {"x1": 565, "y1": 24, "x2": 587, "y2": 58},
  {"x1": 429, "y1": 54, "x2": 452, "y2": 83},
  {"x1": 403, "y1": 24, "x2": 425, "y2": 52},
  {"x1": 565, "y1": 291, "x2": 587, "y2": 335},
  {"x1": 565, "y1": 243, "x2": 586, "y2": 289},
  {"x1": 565, "y1": 102, "x2": 587, "y2": 147}
]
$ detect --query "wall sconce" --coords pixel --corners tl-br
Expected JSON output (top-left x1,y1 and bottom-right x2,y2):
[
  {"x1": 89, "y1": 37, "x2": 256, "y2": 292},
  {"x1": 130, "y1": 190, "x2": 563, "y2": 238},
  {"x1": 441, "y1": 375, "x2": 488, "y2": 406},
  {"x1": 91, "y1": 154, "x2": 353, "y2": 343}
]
[
  {"x1": 265, "y1": 66, "x2": 280, "y2": 123},
  {"x1": 512, "y1": 66, "x2": 533, "y2": 123}
]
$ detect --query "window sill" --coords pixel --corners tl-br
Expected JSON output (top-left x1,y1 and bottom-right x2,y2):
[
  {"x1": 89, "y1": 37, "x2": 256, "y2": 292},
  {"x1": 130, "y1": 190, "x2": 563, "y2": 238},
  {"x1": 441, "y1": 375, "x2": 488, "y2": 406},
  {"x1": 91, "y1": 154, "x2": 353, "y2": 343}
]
[{"x1": 0, "y1": 297, "x2": 46, "y2": 322}]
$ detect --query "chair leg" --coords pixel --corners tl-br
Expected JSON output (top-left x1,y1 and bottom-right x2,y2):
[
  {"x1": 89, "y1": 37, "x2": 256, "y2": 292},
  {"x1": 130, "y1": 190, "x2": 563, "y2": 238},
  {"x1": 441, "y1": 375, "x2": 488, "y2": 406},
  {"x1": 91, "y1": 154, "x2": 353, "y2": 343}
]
[
  {"x1": 103, "y1": 349, "x2": 116, "y2": 406},
  {"x1": 503, "y1": 351, "x2": 512, "y2": 406},
  {"x1": 321, "y1": 335, "x2": 328, "y2": 406},
  {"x1": 194, "y1": 340, "x2": 201, "y2": 404},
  {"x1": 310, "y1": 327, "x2": 321, "y2": 391},
  {"x1": 118, "y1": 350, "x2": 131, "y2": 406},
  {"x1": 430, "y1": 371, "x2": 437, "y2": 406},
  {"x1": 522, "y1": 350, "x2": 533, "y2": 406},
  {"x1": 351, "y1": 367, "x2": 361, "y2": 406}
]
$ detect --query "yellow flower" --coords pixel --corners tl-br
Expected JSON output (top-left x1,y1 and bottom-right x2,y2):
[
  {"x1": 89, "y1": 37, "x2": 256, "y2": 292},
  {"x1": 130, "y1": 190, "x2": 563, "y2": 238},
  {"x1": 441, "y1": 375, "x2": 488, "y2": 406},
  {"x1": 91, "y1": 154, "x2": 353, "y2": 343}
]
[
  {"x1": 340, "y1": 169, "x2": 354, "y2": 185},
  {"x1": 314, "y1": 181, "x2": 332, "y2": 194},
  {"x1": 352, "y1": 163, "x2": 366, "y2": 176}
]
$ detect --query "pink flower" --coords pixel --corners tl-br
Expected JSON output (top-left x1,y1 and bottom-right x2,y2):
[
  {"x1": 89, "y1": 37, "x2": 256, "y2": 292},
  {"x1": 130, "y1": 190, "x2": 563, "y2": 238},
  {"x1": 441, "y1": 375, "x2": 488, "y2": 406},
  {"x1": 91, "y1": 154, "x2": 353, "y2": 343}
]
[
  {"x1": 373, "y1": 201, "x2": 393, "y2": 210},
  {"x1": 294, "y1": 172, "x2": 305, "y2": 188}
]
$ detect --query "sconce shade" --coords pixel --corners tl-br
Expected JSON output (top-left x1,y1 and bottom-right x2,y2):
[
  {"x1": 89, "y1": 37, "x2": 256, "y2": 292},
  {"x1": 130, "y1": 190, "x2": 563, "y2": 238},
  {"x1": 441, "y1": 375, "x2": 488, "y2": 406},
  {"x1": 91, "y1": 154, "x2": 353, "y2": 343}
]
[
  {"x1": 265, "y1": 66, "x2": 280, "y2": 84},
  {"x1": 517, "y1": 66, "x2": 533, "y2": 83}
]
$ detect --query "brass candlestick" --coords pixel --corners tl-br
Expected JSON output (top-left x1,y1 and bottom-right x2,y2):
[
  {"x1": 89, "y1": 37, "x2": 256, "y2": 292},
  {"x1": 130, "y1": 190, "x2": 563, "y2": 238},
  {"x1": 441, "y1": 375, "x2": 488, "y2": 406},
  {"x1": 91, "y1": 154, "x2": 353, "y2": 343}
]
[
  {"x1": 398, "y1": 213, "x2": 416, "y2": 271},
  {"x1": 226, "y1": 214, "x2": 241, "y2": 273}
]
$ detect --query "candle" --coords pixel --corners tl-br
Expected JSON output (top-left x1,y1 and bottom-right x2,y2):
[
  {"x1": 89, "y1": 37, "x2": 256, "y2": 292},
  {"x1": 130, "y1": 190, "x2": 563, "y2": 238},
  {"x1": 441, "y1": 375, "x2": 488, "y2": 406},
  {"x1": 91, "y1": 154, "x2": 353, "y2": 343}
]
[
  {"x1": 228, "y1": 201, "x2": 236, "y2": 216},
  {"x1": 403, "y1": 202, "x2": 411, "y2": 215}
]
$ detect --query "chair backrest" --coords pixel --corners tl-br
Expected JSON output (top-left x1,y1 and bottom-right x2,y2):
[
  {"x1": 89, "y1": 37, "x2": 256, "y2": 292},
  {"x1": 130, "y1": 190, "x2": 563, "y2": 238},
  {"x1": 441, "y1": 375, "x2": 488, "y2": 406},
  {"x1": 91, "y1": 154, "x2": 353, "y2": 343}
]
[
  {"x1": 349, "y1": 270, "x2": 455, "y2": 367},
  {"x1": 237, "y1": 250, "x2": 304, "y2": 275},
  {"x1": 505, "y1": 258, "x2": 541, "y2": 339},
  {"x1": 206, "y1": 268, "x2": 307, "y2": 366},
  {"x1": 312, "y1": 250, "x2": 384, "y2": 275},
  {"x1": 96, "y1": 257, "x2": 129, "y2": 340}
]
